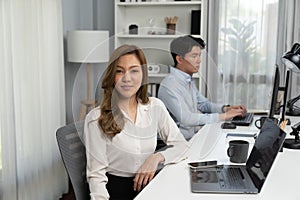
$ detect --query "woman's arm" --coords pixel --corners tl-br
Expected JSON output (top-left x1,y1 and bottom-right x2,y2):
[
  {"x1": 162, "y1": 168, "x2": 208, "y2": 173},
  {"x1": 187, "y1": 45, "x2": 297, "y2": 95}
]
[
  {"x1": 133, "y1": 98, "x2": 189, "y2": 192},
  {"x1": 84, "y1": 109, "x2": 110, "y2": 200},
  {"x1": 133, "y1": 152, "x2": 164, "y2": 192},
  {"x1": 159, "y1": 85, "x2": 221, "y2": 127}
]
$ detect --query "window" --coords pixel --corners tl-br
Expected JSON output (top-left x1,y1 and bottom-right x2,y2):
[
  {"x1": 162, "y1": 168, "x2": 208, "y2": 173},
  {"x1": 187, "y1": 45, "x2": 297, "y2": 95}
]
[{"x1": 216, "y1": 0, "x2": 279, "y2": 109}]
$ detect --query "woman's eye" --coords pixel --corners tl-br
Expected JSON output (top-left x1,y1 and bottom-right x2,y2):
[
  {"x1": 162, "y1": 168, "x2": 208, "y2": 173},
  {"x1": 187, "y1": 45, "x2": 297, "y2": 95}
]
[
  {"x1": 131, "y1": 69, "x2": 139, "y2": 73},
  {"x1": 116, "y1": 69, "x2": 124, "y2": 74}
]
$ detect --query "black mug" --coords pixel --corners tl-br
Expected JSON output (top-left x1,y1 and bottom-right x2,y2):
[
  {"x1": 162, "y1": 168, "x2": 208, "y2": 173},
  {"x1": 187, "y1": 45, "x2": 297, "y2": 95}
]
[
  {"x1": 129, "y1": 24, "x2": 138, "y2": 34},
  {"x1": 227, "y1": 140, "x2": 249, "y2": 163},
  {"x1": 255, "y1": 117, "x2": 278, "y2": 129}
]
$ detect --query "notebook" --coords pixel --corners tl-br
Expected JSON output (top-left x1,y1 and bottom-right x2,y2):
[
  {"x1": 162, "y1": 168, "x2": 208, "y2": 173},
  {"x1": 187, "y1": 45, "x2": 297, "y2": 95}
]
[
  {"x1": 190, "y1": 118, "x2": 286, "y2": 194},
  {"x1": 231, "y1": 113, "x2": 254, "y2": 126}
]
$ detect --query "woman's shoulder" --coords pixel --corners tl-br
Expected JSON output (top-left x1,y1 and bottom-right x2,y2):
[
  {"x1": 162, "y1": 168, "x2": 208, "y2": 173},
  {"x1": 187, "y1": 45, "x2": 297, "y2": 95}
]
[
  {"x1": 148, "y1": 97, "x2": 167, "y2": 108},
  {"x1": 85, "y1": 106, "x2": 101, "y2": 122},
  {"x1": 149, "y1": 96, "x2": 162, "y2": 104}
]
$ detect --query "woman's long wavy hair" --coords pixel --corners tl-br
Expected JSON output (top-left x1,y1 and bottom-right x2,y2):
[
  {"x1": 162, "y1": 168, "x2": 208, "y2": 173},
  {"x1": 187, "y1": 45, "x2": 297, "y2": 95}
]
[{"x1": 98, "y1": 44, "x2": 149, "y2": 137}]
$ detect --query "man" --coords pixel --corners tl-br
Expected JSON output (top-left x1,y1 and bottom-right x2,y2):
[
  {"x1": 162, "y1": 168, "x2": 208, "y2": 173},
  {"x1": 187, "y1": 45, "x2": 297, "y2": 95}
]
[{"x1": 158, "y1": 35, "x2": 247, "y2": 140}]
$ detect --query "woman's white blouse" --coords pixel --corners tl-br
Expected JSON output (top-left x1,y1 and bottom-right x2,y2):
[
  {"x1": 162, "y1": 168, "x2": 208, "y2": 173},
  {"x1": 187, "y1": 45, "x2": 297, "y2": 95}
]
[{"x1": 83, "y1": 97, "x2": 189, "y2": 200}]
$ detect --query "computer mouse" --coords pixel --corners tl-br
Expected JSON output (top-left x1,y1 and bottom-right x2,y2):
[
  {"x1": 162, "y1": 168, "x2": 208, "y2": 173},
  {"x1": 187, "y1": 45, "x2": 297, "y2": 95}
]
[{"x1": 221, "y1": 122, "x2": 237, "y2": 129}]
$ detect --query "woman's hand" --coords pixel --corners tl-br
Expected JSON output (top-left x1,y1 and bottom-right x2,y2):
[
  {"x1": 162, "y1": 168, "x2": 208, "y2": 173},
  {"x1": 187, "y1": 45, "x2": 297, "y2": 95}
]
[{"x1": 133, "y1": 153, "x2": 165, "y2": 192}]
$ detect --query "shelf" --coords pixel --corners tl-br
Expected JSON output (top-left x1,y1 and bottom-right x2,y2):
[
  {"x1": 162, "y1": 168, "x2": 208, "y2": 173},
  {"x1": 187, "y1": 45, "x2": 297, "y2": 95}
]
[
  {"x1": 117, "y1": 34, "x2": 184, "y2": 39},
  {"x1": 148, "y1": 73, "x2": 200, "y2": 78},
  {"x1": 117, "y1": 1, "x2": 202, "y2": 6},
  {"x1": 117, "y1": 34, "x2": 202, "y2": 39},
  {"x1": 149, "y1": 73, "x2": 169, "y2": 77}
]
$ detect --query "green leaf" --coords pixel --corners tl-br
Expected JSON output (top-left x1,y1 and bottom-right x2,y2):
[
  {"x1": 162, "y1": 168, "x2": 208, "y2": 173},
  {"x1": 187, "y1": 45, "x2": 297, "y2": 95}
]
[
  {"x1": 221, "y1": 27, "x2": 237, "y2": 36},
  {"x1": 229, "y1": 18, "x2": 243, "y2": 32}
]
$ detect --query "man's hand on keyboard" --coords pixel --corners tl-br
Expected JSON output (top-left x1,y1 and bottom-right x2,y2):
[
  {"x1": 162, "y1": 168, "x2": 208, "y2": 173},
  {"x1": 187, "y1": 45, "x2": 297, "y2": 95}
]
[
  {"x1": 219, "y1": 105, "x2": 247, "y2": 121},
  {"x1": 223, "y1": 105, "x2": 247, "y2": 114}
]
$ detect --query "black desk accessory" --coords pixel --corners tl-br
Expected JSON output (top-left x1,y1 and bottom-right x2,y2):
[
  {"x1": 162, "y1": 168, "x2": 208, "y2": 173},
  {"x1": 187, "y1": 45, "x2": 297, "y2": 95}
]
[
  {"x1": 280, "y1": 43, "x2": 300, "y2": 150},
  {"x1": 221, "y1": 122, "x2": 236, "y2": 129},
  {"x1": 283, "y1": 121, "x2": 300, "y2": 149},
  {"x1": 286, "y1": 94, "x2": 300, "y2": 116},
  {"x1": 281, "y1": 43, "x2": 300, "y2": 119}
]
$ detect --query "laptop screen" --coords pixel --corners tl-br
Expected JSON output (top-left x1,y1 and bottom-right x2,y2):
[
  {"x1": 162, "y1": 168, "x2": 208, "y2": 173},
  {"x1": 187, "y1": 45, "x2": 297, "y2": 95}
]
[{"x1": 246, "y1": 118, "x2": 286, "y2": 192}]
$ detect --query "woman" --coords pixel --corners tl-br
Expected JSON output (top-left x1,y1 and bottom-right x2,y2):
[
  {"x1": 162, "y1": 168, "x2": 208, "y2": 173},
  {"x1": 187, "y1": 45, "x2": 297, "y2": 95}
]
[{"x1": 84, "y1": 44, "x2": 189, "y2": 200}]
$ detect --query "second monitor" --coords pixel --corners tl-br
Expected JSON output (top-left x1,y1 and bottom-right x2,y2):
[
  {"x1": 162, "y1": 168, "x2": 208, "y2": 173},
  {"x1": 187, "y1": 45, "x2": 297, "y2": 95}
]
[{"x1": 269, "y1": 65, "x2": 290, "y2": 124}]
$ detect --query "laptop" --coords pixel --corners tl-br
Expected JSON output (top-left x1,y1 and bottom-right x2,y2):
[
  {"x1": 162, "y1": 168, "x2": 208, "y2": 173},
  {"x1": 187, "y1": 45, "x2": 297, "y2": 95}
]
[
  {"x1": 231, "y1": 112, "x2": 254, "y2": 126},
  {"x1": 190, "y1": 118, "x2": 286, "y2": 194}
]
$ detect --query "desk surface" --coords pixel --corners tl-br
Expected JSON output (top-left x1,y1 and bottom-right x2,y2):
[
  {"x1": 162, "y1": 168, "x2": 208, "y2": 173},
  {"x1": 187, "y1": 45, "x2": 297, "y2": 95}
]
[{"x1": 135, "y1": 116, "x2": 300, "y2": 200}]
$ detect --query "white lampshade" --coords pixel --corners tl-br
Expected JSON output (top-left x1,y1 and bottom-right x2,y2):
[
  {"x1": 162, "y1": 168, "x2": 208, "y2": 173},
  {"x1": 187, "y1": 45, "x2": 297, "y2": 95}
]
[{"x1": 67, "y1": 30, "x2": 109, "y2": 63}]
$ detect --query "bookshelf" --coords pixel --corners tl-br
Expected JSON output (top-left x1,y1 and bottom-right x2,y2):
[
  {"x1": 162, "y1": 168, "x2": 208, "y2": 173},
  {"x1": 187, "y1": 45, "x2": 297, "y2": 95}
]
[{"x1": 114, "y1": 0, "x2": 207, "y2": 96}]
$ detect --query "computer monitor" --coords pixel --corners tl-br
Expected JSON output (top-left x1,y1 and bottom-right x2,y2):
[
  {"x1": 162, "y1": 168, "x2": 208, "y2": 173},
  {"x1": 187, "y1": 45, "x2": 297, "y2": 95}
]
[
  {"x1": 269, "y1": 66, "x2": 280, "y2": 118},
  {"x1": 280, "y1": 69, "x2": 290, "y2": 123},
  {"x1": 269, "y1": 65, "x2": 290, "y2": 123}
]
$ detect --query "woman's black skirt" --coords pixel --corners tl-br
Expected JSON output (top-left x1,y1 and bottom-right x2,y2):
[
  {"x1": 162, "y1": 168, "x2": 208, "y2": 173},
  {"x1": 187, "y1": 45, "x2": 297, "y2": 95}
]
[{"x1": 106, "y1": 173, "x2": 139, "y2": 200}]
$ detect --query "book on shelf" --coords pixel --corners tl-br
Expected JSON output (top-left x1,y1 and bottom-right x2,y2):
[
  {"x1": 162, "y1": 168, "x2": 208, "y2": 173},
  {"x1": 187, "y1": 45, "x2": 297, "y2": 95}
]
[{"x1": 148, "y1": 83, "x2": 160, "y2": 97}]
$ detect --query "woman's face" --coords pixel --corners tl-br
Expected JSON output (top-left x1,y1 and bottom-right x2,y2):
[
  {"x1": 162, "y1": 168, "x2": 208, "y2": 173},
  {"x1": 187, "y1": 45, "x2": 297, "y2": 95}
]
[{"x1": 114, "y1": 54, "x2": 143, "y2": 100}]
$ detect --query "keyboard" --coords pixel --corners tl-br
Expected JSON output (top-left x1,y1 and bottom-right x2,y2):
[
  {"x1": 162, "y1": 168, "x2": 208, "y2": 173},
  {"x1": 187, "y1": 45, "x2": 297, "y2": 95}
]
[
  {"x1": 231, "y1": 113, "x2": 254, "y2": 126},
  {"x1": 225, "y1": 168, "x2": 245, "y2": 189}
]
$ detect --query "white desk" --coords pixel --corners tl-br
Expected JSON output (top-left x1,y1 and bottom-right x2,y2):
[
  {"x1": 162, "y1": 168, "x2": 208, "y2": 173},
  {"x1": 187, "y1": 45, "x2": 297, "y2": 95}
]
[{"x1": 135, "y1": 117, "x2": 300, "y2": 200}]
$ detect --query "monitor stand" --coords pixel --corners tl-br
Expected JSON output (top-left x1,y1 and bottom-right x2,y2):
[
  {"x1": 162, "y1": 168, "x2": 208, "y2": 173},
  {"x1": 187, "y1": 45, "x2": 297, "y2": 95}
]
[
  {"x1": 283, "y1": 139, "x2": 300, "y2": 149},
  {"x1": 286, "y1": 109, "x2": 300, "y2": 116},
  {"x1": 283, "y1": 121, "x2": 300, "y2": 149},
  {"x1": 286, "y1": 94, "x2": 300, "y2": 116}
]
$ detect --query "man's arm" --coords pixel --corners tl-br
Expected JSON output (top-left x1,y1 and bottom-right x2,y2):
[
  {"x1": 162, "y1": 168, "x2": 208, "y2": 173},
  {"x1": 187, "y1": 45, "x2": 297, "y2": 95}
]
[{"x1": 158, "y1": 85, "x2": 220, "y2": 126}]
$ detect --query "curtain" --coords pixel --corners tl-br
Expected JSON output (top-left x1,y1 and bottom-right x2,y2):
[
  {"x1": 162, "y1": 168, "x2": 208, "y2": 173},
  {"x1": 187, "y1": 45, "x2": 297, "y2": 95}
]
[
  {"x1": 0, "y1": 0, "x2": 68, "y2": 199},
  {"x1": 276, "y1": 0, "x2": 300, "y2": 109},
  {"x1": 206, "y1": 0, "x2": 279, "y2": 110},
  {"x1": 204, "y1": 0, "x2": 219, "y2": 100}
]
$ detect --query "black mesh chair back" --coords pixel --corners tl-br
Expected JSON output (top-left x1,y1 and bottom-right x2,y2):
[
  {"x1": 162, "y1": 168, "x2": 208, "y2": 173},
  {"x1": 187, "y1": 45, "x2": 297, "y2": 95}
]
[{"x1": 56, "y1": 121, "x2": 90, "y2": 200}]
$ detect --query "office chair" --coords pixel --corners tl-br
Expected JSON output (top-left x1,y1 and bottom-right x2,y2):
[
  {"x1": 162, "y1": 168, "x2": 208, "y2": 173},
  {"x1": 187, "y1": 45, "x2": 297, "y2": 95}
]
[{"x1": 56, "y1": 121, "x2": 90, "y2": 200}]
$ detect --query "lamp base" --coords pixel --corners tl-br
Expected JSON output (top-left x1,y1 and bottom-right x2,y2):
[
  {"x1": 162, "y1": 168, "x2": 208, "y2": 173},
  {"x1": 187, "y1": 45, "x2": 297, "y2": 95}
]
[
  {"x1": 283, "y1": 138, "x2": 300, "y2": 149},
  {"x1": 78, "y1": 99, "x2": 96, "y2": 121},
  {"x1": 285, "y1": 109, "x2": 300, "y2": 116}
]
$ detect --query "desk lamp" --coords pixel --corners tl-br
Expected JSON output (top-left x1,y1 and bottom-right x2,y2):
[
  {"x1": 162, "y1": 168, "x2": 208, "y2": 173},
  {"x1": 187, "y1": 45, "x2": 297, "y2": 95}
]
[
  {"x1": 281, "y1": 43, "x2": 300, "y2": 149},
  {"x1": 282, "y1": 43, "x2": 300, "y2": 116},
  {"x1": 67, "y1": 30, "x2": 109, "y2": 120}
]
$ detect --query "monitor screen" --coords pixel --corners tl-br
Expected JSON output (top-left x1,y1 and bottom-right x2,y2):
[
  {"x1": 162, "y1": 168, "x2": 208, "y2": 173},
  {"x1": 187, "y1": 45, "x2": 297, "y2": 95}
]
[
  {"x1": 269, "y1": 66, "x2": 280, "y2": 118},
  {"x1": 280, "y1": 69, "x2": 290, "y2": 122}
]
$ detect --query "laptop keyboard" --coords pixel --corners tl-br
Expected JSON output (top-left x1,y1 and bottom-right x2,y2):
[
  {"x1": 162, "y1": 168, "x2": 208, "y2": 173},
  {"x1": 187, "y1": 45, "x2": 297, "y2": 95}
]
[
  {"x1": 224, "y1": 168, "x2": 245, "y2": 189},
  {"x1": 231, "y1": 113, "x2": 254, "y2": 126}
]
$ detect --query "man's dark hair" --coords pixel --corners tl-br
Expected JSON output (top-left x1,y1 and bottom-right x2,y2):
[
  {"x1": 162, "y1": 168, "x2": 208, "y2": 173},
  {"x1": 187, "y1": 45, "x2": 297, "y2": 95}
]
[{"x1": 170, "y1": 35, "x2": 206, "y2": 67}]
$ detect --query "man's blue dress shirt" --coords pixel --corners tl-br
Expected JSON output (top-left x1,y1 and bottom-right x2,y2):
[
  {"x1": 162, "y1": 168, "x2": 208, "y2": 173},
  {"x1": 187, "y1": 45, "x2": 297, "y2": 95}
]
[{"x1": 158, "y1": 67, "x2": 223, "y2": 140}]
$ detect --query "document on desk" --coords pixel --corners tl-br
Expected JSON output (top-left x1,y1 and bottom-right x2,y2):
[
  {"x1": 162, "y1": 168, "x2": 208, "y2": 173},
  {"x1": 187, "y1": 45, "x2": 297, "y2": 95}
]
[{"x1": 225, "y1": 132, "x2": 257, "y2": 138}]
